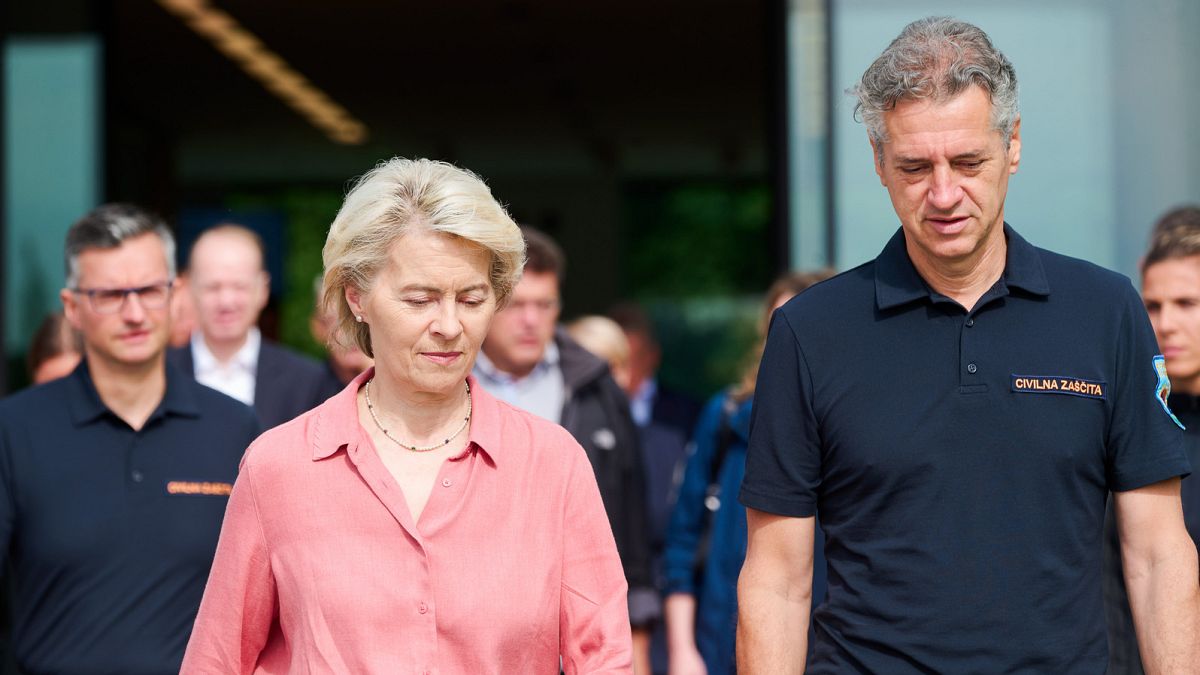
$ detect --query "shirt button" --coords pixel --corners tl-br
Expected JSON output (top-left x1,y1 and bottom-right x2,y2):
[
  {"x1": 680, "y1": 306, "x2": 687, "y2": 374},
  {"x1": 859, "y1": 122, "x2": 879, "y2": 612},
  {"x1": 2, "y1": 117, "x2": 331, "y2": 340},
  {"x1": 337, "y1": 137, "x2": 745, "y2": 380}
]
[
  {"x1": 131, "y1": 470, "x2": 144, "y2": 482},
  {"x1": 967, "y1": 363, "x2": 978, "y2": 374},
  {"x1": 965, "y1": 318, "x2": 975, "y2": 327},
  {"x1": 442, "y1": 478, "x2": 452, "y2": 487},
  {"x1": 418, "y1": 602, "x2": 428, "y2": 614}
]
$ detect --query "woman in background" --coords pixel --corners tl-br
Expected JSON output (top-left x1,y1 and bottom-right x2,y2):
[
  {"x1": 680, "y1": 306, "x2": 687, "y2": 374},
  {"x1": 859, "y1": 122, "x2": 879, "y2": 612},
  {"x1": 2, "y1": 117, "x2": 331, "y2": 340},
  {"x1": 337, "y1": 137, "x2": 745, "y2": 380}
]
[
  {"x1": 662, "y1": 271, "x2": 830, "y2": 675},
  {"x1": 566, "y1": 315, "x2": 633, "y2": 391}
]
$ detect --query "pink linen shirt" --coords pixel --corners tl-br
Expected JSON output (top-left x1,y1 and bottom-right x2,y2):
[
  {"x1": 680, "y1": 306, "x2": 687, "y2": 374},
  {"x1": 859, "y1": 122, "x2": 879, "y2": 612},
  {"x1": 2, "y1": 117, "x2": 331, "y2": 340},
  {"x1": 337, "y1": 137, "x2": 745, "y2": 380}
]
[{"x1": 181, "y1": 370, "x2": 632, "y2": 674}]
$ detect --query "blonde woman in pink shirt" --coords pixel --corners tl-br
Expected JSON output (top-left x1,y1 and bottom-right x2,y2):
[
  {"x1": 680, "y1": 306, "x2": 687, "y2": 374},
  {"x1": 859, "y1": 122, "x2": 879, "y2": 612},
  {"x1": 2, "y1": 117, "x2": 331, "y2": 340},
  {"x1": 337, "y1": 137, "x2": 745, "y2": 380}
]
[{"x1": 181, "y1": 158, "x2": 633, "y2": 674}]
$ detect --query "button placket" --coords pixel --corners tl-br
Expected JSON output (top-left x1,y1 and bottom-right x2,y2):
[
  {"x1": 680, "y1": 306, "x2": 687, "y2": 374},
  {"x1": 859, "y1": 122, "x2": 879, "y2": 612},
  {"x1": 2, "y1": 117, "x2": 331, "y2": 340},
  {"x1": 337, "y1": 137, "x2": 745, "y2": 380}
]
[
  {"x1": 127, "y1": 433, "x2": 147, "y2": 490},
  {"x1": 960, "y1": 312, "x2": 985, "y2": 390}
]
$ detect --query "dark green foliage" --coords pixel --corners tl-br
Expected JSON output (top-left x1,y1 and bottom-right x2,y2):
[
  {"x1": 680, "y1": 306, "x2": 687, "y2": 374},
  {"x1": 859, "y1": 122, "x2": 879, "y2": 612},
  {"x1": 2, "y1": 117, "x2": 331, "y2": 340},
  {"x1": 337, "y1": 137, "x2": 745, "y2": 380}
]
[{"x1": 622, "y1": 181, "x2": 773, "y2": 398}]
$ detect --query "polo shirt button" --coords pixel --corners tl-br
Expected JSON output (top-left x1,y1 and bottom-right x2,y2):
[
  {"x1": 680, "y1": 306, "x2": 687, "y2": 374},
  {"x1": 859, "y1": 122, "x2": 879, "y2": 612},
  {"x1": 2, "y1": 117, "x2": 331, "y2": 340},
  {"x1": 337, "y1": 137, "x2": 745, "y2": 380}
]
[
  {"x1": 965, "y1": 318, "x2": 975, "y2": 327},
  {"x1": 967, "y1": 363, "x2": 978, "y2": 374},
  {"x1": 131, "y1": 470, "x2": 144, "y2": 482},
  {"x1": 418, "y1": 602, "x2": 428, "y2": 614},
  {"x1": 442, "y1": 478, "x2": 452, "y2": 487}
]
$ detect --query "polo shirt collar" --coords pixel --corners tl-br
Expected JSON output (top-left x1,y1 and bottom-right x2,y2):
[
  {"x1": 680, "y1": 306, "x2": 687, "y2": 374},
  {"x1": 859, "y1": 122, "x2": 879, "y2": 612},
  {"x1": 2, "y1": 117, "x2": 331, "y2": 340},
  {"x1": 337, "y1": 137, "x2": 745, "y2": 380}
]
[
  {"x1": 1001, "y1": 225, "x2": 1051, "y2": 296},
  {"x1": 874, "y1": 222, "x2": 1050, "y2": 311},
  {"x1": 66, "y1": 358, "x2": 202, "y2": 427},
  {"x1": 309, "y1": 368, "x2": 499, "y2": 465}
]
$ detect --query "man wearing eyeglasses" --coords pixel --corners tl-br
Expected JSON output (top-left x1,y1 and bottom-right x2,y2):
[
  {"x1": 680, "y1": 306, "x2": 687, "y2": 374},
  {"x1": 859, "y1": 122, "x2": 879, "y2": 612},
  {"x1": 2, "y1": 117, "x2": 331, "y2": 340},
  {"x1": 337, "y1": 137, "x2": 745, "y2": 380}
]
[{"x1": 0, "y1": 203, "x2": 259, "y2": 673}]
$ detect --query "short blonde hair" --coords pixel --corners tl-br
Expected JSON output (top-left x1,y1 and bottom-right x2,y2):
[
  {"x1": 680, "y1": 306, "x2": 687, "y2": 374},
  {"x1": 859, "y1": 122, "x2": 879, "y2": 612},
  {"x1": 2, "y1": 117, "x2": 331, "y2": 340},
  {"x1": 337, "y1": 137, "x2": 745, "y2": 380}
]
[
  {"x1": 567, "y1": 315, "x2": 631, "y2": 370},
  {"x1": 322, "y1": 158, "x2": 525, "y2": 357}
]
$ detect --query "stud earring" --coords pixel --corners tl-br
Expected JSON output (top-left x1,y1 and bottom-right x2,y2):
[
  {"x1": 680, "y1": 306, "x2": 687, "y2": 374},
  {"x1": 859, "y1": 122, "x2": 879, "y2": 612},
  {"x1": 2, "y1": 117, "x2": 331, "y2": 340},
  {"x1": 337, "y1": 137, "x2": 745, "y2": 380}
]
[{"x1": 355, "y1": 315, "x2": 363, "y2": 323}]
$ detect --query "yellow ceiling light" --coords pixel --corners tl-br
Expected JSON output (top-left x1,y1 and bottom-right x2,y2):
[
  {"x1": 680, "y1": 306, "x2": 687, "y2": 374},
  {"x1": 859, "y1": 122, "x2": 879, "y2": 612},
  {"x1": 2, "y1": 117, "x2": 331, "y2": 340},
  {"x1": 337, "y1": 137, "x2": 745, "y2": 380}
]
[{"x1": 155, "y1": 0, "x2": 368, "y2": 145}]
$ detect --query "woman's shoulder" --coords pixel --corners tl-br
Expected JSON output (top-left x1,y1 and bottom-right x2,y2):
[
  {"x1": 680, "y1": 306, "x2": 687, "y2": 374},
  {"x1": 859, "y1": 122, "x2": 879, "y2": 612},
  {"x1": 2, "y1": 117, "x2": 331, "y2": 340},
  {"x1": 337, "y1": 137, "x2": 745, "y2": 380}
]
[{"x1": 240, "y1": 394, "x2": 346, "y2": 473}]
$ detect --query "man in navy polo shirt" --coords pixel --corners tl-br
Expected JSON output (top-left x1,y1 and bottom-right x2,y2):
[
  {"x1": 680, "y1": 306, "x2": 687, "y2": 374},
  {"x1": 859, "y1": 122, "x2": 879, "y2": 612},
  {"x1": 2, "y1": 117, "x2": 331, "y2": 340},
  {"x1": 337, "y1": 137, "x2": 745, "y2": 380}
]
[
  {"x1": 737, "y1": 17, "x2": 1200, "y2": 674},
  {"x1": 0, "y1": 204, "x2": 258, "y2": 673}
]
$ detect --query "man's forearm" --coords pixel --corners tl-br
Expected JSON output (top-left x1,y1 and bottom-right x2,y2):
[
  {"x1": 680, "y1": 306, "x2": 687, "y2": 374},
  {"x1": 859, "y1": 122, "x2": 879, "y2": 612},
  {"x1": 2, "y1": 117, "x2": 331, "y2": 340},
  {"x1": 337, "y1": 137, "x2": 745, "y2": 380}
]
[
  {"x1": 1125, "y1": 539, "x2": 1200, "y2": 673},
  {"x1": 735, "y1": 558, "x2": 811, "y2": 673}
]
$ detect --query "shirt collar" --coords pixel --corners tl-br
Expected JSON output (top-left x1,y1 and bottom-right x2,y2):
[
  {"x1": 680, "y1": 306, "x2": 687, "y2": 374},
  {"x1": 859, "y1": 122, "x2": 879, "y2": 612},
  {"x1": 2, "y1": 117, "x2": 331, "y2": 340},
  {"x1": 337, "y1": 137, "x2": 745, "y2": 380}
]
[
  {"x1": 191, "y1": 327, "x2": 261, "y2": 373},
  {"x1": 66, "y1": 358, "x2": 202, "y2": 427},
  {"x1": 632, "y1": 378, "x2": 657, "y2": 406},
  {"x1": 473, "y1": 340, "x2": 559, "y2": 385},
  {"x1": 874, "y1": 223, "x2": 1050, "y2": 311},
  {"x1": 309, "y1": 368, "x2": 499, "y2": 465}
]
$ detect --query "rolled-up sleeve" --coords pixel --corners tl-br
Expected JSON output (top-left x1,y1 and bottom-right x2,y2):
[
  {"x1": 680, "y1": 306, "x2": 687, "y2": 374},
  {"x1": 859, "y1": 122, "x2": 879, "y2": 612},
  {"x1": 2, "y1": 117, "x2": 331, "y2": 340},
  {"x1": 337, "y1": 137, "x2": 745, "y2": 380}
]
[
  {"x1": 181, "y1": 457, "x2": 277, "y2": 674},
  {"x1": 559, "y1": 446, "x2": 633, "y2": 674}
]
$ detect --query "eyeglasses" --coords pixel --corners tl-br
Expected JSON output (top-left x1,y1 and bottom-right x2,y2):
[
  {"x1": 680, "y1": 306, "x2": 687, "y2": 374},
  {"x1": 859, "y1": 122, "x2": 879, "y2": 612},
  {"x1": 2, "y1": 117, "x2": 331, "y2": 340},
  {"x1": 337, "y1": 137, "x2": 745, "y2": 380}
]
[
  {"x1": 505, "y1": 298, "x2": 560, "y2": 315},
  {"x1": 71, "y1": 281, "x2": 173, "y2": 314}
]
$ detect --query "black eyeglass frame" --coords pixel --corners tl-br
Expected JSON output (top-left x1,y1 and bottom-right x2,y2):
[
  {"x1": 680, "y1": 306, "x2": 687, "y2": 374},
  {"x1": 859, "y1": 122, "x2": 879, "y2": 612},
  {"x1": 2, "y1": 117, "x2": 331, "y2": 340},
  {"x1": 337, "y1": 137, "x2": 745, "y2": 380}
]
[{"x1": 70, "y1": 280, "x2": 175, "y2": 314}]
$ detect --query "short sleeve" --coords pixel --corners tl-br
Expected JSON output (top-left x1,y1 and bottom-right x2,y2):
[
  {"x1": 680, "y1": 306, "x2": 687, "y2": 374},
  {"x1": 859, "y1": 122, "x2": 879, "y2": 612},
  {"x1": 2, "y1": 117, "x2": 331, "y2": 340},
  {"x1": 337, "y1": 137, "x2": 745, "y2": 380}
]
[
  {"x1": 1106, "y1": 282, "x2": 1191, "y2": 491},
  {"x1": 739, "y1": 309, "x2": 823, "y2": 517}
]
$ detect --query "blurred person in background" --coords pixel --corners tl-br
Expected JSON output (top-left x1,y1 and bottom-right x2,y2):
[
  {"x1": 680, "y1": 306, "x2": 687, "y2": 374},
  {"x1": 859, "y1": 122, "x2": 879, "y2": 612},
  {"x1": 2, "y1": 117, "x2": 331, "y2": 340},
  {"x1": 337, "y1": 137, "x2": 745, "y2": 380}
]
[
  {"x1": 169, "y1": 224, "x2": 329, "y2": 429},
  {"x1": 475, "y1": 226, "x2": 657, "y2": 673},
  {"x1": 608, "y1": 301, "x2": 702, "y2": 557},
  {"x1": 311, "y1": 274, "x2": 373, "y2": 396},
  {"x1": 1104, "y1": 205, "x2": 1200, "y2": 674},
  {"x1": 600, "y1": 304, "x2": 702, "y2": 675},
  {"x1": 608, "y1": 302, "x2": 701, "y2": 441},
  {"x1": 567, "y1": 315, "x2": 633, "y2": 389},
  {"x1": 0, "y1": 203, "x2": 257, "y2": 674},
  {"x1": 182, "y1": 158, "x2": 632, "y2": 673},
  {"x1": 663, "y1": 271, "x2": 829, "y2": 675},
  {"x1": 26, "y1": 311, "x2": 83, "y2": 385}
]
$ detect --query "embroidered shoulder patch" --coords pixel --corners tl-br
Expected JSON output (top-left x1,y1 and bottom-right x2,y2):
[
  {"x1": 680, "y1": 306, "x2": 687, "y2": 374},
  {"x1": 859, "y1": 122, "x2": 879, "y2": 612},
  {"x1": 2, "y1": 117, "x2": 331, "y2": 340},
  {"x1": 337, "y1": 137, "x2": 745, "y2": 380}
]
[
  {"x1": 1011, "y1": 375, "x2": 1106, "y2": 400},
  {"x1": 1153, "y1": 355, "x2": 1186, "y2": 430}
]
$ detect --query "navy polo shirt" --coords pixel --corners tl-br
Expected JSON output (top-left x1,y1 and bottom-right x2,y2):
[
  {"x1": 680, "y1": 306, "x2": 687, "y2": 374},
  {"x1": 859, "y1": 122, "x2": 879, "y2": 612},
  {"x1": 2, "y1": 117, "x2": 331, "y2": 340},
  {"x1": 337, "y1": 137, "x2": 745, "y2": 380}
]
[
  {"x1": 0, "y1": 360, "x2": 258, "y2": 674},
  {"x1": 741, "y1": 224, "x2": 1190, "y2": 674}
]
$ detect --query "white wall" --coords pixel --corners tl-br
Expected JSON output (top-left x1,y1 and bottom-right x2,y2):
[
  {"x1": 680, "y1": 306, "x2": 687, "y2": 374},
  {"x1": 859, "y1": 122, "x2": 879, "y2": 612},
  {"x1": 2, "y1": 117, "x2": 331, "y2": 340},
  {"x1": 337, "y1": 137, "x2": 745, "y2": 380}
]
[{"x1": 799, "y1": 0, "x2": 1199, "y2": 280}]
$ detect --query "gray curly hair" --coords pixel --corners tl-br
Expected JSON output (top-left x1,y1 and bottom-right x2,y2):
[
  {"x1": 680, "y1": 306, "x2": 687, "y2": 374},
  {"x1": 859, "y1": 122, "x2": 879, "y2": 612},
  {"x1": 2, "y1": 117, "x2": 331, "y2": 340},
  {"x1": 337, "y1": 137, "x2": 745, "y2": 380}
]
[{"x1": 849, "y1": 17, "x2": 1019, "y2": 163}]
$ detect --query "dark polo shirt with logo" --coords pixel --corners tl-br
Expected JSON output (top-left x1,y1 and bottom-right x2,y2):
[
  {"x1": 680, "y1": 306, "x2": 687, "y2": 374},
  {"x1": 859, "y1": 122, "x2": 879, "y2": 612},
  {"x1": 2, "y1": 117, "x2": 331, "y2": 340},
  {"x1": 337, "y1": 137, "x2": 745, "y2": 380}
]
[
  {"x1": 741, "y1": 224, "x2": 1190, "y2": 674},
  {"x1": 0, "y1": 360, "x2": 257, "y2": 674}
]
